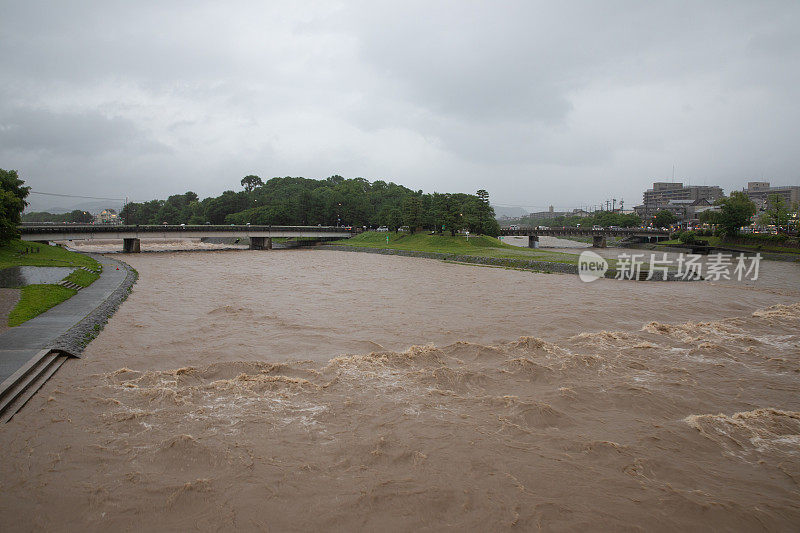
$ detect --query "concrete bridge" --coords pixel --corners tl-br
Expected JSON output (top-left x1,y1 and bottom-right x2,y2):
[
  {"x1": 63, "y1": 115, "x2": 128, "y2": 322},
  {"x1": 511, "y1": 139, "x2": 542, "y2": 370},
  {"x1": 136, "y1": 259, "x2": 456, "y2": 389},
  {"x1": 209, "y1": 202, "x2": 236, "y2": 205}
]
[
  {"x1": 500, "y1": 227, "x2": 670, "y2": 248},
  {"x1": 20, "y1": 225, "x2": 354, "y2": 252}
]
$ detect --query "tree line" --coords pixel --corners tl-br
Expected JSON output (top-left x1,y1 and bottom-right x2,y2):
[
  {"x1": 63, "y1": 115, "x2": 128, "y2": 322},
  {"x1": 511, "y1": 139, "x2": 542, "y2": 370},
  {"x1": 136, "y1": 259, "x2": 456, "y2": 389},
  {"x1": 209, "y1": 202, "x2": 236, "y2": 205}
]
[
  {"x1": 0, "y1": 169, "x2": 30, "y2": 243},
  {"x1": 516, "y1": 210, "x2": 643, "y2": 229},
  {"x1": 119, "y1": 175, "x2": 501, "y2": 236},
  {"x1": 22, "y1": 210, "x2": 94, "y2": 224}
]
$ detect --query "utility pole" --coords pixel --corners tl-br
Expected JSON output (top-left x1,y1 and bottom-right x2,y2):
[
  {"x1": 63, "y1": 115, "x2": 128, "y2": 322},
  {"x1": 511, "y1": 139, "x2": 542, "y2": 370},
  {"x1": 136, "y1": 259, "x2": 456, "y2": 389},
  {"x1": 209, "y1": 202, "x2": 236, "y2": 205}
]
[
  {"x1": 606, "y1": 200, "x2": 610, "y2": 212},
  {"x1": 612, "y1": 198, "x2": 616, "y2": 212}
]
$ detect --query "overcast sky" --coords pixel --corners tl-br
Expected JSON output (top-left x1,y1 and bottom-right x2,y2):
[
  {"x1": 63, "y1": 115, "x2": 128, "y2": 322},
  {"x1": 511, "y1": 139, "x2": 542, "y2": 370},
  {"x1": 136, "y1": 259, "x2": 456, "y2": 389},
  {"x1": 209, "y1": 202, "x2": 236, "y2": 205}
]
[{"x1": 2, "y1": 0, "x2": 799, "y2": 212}]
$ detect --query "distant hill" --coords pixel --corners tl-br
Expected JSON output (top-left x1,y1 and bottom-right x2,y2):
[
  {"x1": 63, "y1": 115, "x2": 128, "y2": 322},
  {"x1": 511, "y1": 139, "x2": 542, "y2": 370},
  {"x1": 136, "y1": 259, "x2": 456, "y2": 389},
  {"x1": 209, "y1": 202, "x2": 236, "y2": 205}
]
[
  {"x1": 492, "y1": 205, "x2": 528, "y2": 219},
  {"x1": 24, "y1": 197, "x2": 124, "y2": 215}
]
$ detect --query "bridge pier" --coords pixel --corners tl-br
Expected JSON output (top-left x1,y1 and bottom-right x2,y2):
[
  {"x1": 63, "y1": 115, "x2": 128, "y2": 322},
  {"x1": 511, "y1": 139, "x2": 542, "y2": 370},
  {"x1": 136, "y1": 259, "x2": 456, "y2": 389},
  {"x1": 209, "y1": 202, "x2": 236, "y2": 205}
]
[
  {"x1": 122, "y1": 238, "x2": 141, "y2": 253},
  {"x1": 528, "y1": 235, "x2": 539, "y2": 248},
  {"x1": 592, "y1": 235, "x2": 607, "y2": 248},
  {"x1": 249, "y1": 237, "x2": 272, "y2": 250}
]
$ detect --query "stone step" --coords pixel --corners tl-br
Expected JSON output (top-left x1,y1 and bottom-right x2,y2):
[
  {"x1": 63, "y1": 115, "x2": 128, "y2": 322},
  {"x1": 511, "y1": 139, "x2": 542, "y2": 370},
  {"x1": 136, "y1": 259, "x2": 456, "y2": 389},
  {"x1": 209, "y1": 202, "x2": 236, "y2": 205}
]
[{"x1": 58, "y1": 281, "x2": 82, "y2": 291}]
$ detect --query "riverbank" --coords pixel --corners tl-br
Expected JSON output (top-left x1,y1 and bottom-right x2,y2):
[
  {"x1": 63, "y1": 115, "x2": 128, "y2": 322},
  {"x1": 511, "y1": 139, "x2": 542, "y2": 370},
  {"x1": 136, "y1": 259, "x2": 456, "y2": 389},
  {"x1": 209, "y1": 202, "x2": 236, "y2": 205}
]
[
  {"x1": 657, "y1": 235, "x2": 800, "y2": 261},
  {"x1": 0, "y1": 240, "x2": 102, "y2": 326},
  {"x1": 334, "y1": 231, "x2": 581, "y2": 263},
  {"x1": 320, "y1": 244, "x2": 581, "y2": 274}
]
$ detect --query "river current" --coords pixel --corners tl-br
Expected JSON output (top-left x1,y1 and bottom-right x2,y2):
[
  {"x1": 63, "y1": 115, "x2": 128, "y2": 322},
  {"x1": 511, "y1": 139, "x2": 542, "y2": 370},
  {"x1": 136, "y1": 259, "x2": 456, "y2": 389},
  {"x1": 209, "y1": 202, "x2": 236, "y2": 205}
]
[{"x1": 1, "y1": 246, "x2": 798, "y2": 530}]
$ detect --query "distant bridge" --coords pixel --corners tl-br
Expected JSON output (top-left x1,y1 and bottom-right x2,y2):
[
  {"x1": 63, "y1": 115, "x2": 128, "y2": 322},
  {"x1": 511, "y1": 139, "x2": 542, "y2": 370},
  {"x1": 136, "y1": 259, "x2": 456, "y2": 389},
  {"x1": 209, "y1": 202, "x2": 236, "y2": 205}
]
[
  {"x1": 500, "y1": 227, "x2": 670, "y2": 248},
  {"x1": 20, "y1": 225, "x2": 354, "y2": 252}
]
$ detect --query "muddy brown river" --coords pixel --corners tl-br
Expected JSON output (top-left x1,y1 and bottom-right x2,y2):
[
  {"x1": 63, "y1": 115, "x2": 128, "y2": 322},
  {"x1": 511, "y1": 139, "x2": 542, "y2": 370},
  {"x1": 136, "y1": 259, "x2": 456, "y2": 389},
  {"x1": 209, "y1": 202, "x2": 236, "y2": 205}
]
[{"x1": 1, "y1": 248, "x2": 798, "y2": 531}]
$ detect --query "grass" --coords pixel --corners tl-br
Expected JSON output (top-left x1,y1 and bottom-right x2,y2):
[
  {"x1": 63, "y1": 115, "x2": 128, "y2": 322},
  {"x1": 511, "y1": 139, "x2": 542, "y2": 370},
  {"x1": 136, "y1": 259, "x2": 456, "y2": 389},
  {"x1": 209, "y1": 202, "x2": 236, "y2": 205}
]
[
  {"x1": 64, "y1": 268, "x2": 100, "y2": 287},
  {"x1": 659, "y1": 236, "x2": 800, "y2": 254},
  {"x1": 1, "y1": 239, "x2": 102, "y2": 326},
  {"x1": 334, "y1": 231, "x2": 582, "y2": 264},
  {"x1": 0, "y1": 239, "x2": 100, "y2": 270},
  {"x1": 7, "y1": 284, "x2": 76, "y2": 327}
]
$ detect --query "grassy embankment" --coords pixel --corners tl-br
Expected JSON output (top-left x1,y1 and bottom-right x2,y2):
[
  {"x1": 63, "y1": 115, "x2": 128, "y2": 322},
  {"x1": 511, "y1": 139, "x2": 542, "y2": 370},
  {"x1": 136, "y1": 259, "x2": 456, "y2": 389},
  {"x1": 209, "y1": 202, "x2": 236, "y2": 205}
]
[
  {"x1": 659, "y1": 236, "x2": 800, "y2": 255},
  {"x1": 333, "y1": 231, "x2": 584, "y2": 265},
  {"x1": 0, "y1": 239, "x2": 101, "y2": 326}
]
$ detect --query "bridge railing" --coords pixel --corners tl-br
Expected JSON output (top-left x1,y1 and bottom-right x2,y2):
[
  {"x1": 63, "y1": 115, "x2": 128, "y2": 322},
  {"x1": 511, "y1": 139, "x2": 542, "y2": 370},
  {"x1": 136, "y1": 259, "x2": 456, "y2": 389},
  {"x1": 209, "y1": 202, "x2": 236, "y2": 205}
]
[{"x1": 19, "y1": 224, "x2": 354, "y2": 235}]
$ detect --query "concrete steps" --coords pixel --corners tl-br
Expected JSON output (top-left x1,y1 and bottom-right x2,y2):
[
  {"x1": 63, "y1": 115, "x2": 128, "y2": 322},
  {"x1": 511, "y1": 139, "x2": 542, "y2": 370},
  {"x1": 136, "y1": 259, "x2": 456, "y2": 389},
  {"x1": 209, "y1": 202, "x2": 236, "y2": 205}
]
[
  {"x1": 0, "y1": 349, "x2": 76, "y2": 423},
  {"x1": 56, "y1": 266, "x2": 100, "y2": 291}
]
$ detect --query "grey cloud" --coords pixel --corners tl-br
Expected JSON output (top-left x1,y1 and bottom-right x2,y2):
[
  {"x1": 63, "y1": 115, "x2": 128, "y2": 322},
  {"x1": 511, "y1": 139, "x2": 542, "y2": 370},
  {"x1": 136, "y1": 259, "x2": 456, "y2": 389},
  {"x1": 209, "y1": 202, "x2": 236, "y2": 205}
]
[
  {"x1": 0, "y1": 107, "x2": 170, "y2": 156},
  {"x1": 1, "y1": 0, "x2": 798, "y2": 208}
]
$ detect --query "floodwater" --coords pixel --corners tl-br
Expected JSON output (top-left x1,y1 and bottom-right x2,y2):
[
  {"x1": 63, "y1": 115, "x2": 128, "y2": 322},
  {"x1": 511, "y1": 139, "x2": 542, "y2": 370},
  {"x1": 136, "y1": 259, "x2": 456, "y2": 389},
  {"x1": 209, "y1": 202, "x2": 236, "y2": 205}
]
[
  {"x1": 1, "y1": 248, "x2": 799, "y2": 531},
  {"x1": 0, "y1": 266, "x2": 76, "y2": 287},
  {"x1": 65, "y1": 238, "x2": 249, "y2": 253}
]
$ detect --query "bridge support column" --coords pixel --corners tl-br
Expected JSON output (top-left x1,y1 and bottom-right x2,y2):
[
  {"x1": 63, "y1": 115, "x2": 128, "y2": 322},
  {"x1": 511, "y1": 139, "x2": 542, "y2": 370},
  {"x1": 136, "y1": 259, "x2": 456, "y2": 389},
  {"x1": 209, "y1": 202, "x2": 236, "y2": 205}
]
[
  {"x1": 249, "y1": 237, "x2": 272, "y2": 250},
  {"x1": 528, "y1": 235, "x2": 539, "y2": 248},
  {"x1": 592, "y1": 235, "x2": 607, "y2": 248},
  {"x1": 122, "y1": 238, "x2": 141, "y2": 253}
]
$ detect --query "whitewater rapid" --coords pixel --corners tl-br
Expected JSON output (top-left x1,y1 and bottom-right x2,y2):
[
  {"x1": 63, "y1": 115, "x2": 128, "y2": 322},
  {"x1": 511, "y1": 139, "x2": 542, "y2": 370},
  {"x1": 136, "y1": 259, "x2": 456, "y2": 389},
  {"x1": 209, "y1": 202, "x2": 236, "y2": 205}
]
[{"x1": 1, "y1": 249, "x2": 798, "y2": 531}]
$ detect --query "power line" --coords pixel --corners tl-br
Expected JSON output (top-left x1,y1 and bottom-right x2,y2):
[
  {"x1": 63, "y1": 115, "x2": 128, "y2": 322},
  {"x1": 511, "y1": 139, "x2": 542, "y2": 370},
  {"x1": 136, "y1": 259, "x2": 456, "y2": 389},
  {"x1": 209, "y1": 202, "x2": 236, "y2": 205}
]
[{"x1": 29, "y1": 191, "x2": 126, "y2": 201}]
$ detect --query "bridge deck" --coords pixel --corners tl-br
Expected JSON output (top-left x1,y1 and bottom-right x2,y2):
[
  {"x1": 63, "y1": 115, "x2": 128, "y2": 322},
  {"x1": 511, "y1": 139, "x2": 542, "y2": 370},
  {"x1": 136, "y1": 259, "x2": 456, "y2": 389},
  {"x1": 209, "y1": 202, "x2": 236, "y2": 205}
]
[
  {"x1": 20, "y1": 224, "x2": 354, "y2": 241},
  {"x1": 500, "y1": 227, "x2": 669, "y2": 237}
]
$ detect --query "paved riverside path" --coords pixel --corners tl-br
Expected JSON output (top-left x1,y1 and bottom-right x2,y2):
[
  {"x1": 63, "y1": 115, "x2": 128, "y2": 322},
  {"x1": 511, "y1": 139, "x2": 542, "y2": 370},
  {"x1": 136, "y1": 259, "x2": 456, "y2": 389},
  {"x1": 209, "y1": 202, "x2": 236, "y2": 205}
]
[{"x1": 0, "y1": 255, "x2": 130, "y2": 383}]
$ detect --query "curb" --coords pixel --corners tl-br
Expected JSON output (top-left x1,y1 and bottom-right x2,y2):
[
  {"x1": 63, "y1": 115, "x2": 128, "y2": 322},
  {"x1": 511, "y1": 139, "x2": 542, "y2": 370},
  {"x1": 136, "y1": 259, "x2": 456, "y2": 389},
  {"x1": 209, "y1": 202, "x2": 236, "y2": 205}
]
[{"x1": 49, "y1": 255, "x2": 139, "y2": 354}]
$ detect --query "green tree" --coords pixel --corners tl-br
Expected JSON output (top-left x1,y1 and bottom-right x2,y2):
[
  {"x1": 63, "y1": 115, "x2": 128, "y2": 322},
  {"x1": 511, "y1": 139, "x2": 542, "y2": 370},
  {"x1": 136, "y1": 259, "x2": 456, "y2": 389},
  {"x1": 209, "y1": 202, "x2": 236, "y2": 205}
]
[
  {"x1": 476, "y1": 189, "x2": 491, "y2": 234},
  {"x1": 240, "y1": 175, "x2": 264, "y2": 192},
  {"x1": 698, "y1": 209, "x2": 722, "y2": 226},
  {"x1": 67, "y1": 209, "x2": 94, "y2": 223},
  {"x1": 387, "y1": 208, "x2": 403, "y2": 232},
  {"x1": 715, "y1": 191, "x2": 756, "y2": 238},
  {"x1": 765, "y1": 193, "x2": 790, "y2": 230},
  {"x1": 401, "y1": 196, "x2": 423, "y2": 232},
  {"x1": 431, "y1": 193, "x2": 463, "y2": 236},
  {"x1": 0, "y1": 169, "x2": 30, "y2": 243},
  {"x1": 653, "y1": 210, "x2": 678, "y2": 228}
]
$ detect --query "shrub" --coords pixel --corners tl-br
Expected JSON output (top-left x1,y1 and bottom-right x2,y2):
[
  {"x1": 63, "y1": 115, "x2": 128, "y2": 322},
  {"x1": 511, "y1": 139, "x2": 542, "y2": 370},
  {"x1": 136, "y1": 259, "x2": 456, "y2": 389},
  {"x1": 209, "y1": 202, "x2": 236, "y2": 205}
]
[{"x1": 678, "y1": 231, "x2": 697, "y2": 244}]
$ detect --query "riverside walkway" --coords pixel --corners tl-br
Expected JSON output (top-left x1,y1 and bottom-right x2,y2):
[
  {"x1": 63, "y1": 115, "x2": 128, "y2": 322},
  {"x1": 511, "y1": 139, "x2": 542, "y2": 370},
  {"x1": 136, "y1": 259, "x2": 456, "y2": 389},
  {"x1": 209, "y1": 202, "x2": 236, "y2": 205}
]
[{"x1": 0, "y1": 255, "x2": 133, "y2": 419}]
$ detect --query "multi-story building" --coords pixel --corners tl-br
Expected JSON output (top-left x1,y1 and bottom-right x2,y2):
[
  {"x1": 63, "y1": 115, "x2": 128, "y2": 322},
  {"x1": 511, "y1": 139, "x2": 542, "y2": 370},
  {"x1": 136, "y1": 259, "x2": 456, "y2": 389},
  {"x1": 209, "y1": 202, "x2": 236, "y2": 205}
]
[
  {"x1": 743, "y1": 182, "x2": 800, "y2": 210},
  {"x1": 634, "y1": 198, "x2": 712, "y2": 222},
  {"x1": 95, "y1": 209, "x2": 122, "y2": 225},
  {"x1": 635, "y1": 182, "x2": 724, "y2": 219}
]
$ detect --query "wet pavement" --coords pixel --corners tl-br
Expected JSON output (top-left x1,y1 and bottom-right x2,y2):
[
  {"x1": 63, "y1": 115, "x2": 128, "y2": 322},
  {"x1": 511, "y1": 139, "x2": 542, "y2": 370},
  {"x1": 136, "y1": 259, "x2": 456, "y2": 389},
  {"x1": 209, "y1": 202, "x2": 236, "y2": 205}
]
[{"x1": 0, "y1": 256, "x2": 129, "y2": 383}]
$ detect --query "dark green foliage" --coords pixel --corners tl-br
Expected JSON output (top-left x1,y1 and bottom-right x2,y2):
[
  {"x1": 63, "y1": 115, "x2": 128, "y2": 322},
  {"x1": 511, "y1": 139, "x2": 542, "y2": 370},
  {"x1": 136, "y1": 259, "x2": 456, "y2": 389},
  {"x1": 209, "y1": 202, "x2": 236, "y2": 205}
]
[
  {"x1": 119, "y1": 176, "x2": 500, "y2": 235},
  {"x1": 0, "y1": 169, "x2": 30, "y2": 243},
  {"x1": 715, "y1": 191, "x2": 756, "y2": 238},
  {"x1": 240, "y1": 175, "x2": 264, "y2": 192},
  {"x1": 652, "y1": 210, "x2": 678, "y2": 228},
  {"x1": 698, "y1": 209, "x2": 722, "y2": 226},
  {"x1": 517, "y1": 210, "x2": 641, "y2": 230},
  {"x1": 736, "y1": 233, "x2": 790, "y2": 244},
  {"x1": 22, "y1": 209, "x2": 94, "y2": 223},
  {"x1": 678, "y1": 231, "x2": 697, "y2": 244},
  {"x1": 765, "y1": 193, "x2": 790, "y2": 229}
]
